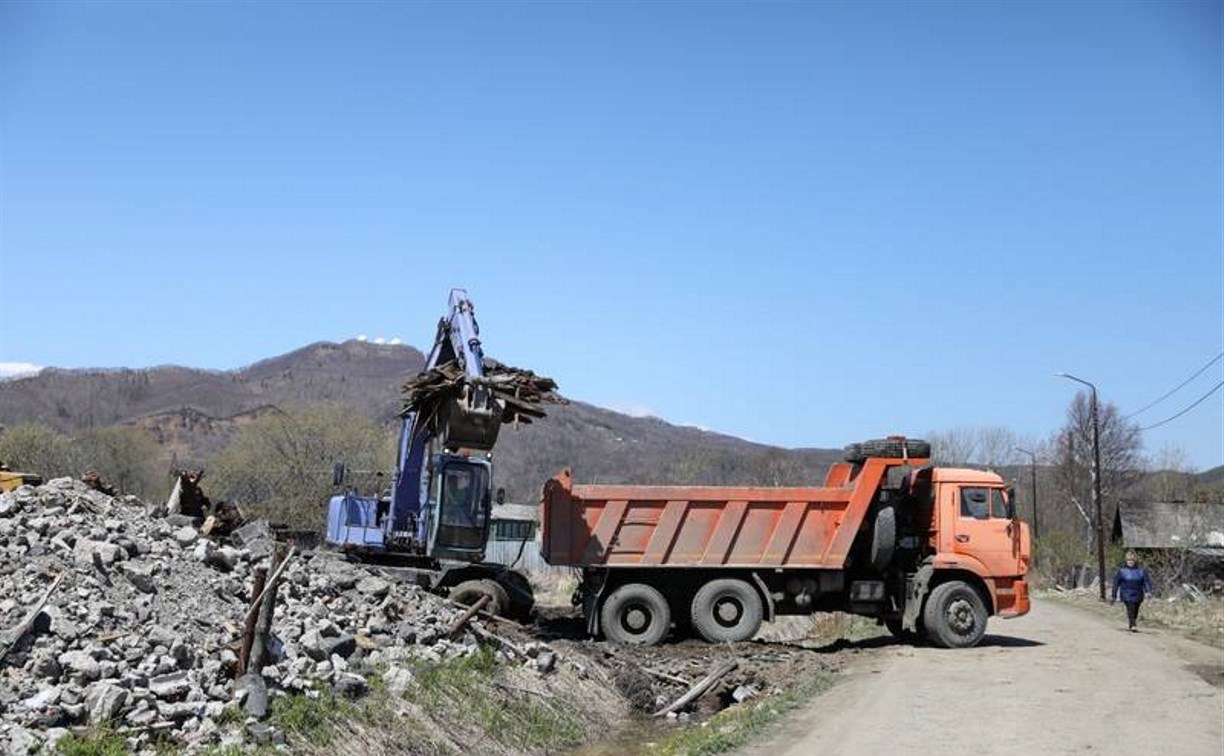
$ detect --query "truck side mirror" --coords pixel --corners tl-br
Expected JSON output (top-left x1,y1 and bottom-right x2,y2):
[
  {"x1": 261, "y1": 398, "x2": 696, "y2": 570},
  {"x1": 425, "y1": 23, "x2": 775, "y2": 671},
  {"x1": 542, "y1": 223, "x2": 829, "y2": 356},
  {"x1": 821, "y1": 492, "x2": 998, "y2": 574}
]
[
  {"x1": 496, "y1": 487, "x2": 506, "y2": 505},
  {"x1": 1006, "y1": 486, "x2": 1017, "y2": 520},
  {"x1": 332, "y1": 462, "x2": 346, "y2": 486}
]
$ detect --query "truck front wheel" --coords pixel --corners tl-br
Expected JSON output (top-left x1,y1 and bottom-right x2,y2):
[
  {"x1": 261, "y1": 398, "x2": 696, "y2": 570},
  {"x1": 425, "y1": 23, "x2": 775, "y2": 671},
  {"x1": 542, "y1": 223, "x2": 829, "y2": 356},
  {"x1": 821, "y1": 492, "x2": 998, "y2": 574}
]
[
  {"x1": 601, "y1": 583, "x2": 671, "y2": 645},
  {"x1": 922, "y1": 581, "x2": 987, "y2": 648},
  {"x1": 690, "y1": 579, "x2": 764, "y2": 643}
]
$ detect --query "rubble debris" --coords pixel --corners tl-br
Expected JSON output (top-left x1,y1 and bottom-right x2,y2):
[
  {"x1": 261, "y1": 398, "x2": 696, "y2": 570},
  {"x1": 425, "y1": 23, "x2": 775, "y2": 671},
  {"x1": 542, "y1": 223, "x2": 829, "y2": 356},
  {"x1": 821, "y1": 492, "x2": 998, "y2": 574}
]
[
  {"x1": 166, "y1": 469, "x2": 211, "y2": 518},
  {"x1": 80, "y1": 471, "x2": 116, "y2": 496},
  {"x1": 0, "y1": 572, "x2": 66, "y2": 662},
  {"x1": 400, "y1": 358, "x2": 564, "y2": 427},
  {"x1": 0, "y1": 477, "x2": 557, "y2": 753}
]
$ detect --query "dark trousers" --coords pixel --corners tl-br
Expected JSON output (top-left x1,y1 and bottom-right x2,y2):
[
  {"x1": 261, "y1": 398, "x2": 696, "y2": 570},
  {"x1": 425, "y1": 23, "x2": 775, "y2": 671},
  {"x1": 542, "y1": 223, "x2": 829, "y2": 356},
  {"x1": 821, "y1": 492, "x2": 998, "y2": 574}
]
[{"x1": 1124, "y1": 600, "x2": 1141, "y2": 628}]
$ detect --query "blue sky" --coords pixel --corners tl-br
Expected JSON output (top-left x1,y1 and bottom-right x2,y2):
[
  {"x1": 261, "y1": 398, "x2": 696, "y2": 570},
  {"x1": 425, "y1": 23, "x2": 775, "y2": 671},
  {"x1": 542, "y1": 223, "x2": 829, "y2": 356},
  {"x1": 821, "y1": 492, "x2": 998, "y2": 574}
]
[{"x1": 1, "y1": 1, "x2": 1221, "y2": 470}]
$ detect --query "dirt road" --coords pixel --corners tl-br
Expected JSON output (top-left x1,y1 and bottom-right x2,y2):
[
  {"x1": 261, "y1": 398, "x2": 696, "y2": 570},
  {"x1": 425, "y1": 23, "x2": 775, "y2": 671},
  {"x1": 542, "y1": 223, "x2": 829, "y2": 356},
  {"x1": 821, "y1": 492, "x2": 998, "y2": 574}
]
[{"x1": 736, "y1": 599, "x2": 1223, "y2": 756}]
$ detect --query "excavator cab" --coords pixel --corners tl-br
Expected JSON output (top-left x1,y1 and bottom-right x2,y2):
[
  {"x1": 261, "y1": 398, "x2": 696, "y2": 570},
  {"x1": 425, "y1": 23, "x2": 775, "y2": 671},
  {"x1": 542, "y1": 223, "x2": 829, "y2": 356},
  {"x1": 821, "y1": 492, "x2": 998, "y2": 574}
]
[{"x1": 426, "y1": 456, "x2": 493, "y2": 561}]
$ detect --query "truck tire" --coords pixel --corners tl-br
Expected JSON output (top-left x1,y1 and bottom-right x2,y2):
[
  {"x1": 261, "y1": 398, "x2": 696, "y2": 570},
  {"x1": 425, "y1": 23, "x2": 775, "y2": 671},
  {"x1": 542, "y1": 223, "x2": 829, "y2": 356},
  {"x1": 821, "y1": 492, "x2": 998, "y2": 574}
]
[
  {"x1": 690, "y1": 578, "x2": 764, "y2": 643},
  {"x1": 922, "y1": 581, "x2": 988, "y2": 649},
  {"x1": 450, "y1": 579, "x2": 509, "y2": 618},
  {"x1": 858, "y1": 438, "x2": 932, "y2": 460},
  {"x1": 870, "y1": 505, "x2": 897, "y2": 571},
  {"x1": 601, "y1": 583, "x2": 671, "y2": 645},
  {"x1": 496, "y1": 571, "x2": 535, "y2": 621}
]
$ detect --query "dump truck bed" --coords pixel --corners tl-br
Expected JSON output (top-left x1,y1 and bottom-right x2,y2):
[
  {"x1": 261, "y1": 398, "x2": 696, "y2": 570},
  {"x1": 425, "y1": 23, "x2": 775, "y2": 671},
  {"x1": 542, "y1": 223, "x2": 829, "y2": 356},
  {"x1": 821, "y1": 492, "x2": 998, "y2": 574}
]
[{"x1": 540, "y1": 457, "x2": 918, "y2": 569}]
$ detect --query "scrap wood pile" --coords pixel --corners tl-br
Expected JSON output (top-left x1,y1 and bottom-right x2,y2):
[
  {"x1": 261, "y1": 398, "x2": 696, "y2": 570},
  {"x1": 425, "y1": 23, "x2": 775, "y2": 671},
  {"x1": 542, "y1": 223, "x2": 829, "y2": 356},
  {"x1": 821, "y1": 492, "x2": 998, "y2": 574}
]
[
  {"x1": 0, "y1": 479, "x2": 597, "y2": 755},
  {"x1": 555, "y1": 637, "x2": 841, "y2": 723},
  {"x1": 400, "y1": 358, "x2": 563, "y2": 426}
]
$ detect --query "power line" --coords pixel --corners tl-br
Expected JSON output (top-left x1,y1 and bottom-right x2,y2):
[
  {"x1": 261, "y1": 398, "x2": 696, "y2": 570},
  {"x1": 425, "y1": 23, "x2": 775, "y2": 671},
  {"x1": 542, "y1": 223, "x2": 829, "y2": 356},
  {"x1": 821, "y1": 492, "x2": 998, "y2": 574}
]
[
  {"x1": 1124, "y1": 351, "x2": 1224, "y2": 419},
  {"x1": 1139, "y1": 380, "x2": 1224, "y2": 431}
]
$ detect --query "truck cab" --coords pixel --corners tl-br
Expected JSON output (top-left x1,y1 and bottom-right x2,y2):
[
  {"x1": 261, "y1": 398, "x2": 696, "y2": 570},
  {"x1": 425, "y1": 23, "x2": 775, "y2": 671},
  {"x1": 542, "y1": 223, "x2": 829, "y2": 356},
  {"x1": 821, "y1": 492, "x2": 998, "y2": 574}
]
[{"x1": 888, "y1": 466, "x2": 1030, "y2": 645}]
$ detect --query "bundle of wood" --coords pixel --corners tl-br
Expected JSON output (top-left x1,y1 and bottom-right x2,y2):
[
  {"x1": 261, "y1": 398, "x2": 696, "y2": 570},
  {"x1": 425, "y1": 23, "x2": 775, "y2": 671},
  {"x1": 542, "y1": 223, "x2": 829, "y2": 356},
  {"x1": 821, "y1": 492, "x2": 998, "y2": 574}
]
[{"x1": 400, "y1": 358, "x2": 563, "y2": 425}]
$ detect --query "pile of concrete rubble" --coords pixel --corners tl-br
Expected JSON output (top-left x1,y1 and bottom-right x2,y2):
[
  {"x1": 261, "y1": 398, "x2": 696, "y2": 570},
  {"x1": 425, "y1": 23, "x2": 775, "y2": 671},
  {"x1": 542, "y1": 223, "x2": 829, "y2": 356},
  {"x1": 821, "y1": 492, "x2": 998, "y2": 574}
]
[{"x1": 0, "y1": 478, "x2": 529, "y2": 754}]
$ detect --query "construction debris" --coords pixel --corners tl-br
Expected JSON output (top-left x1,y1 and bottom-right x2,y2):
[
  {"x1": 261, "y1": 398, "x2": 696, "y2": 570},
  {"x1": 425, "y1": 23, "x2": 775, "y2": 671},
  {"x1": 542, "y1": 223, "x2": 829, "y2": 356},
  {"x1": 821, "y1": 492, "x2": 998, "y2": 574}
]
[
  {"x1": 400, "y1": 358, "x2": 563, "y2": 426},
  {"x1": 166, "y1": 469, "x2": 210, "y2": 519},
  {"x1": 0, "y1": 478, "x2": 562, "y2": 753},
  {"x1": 80, "y1": 471, "x2": 116, "y2": 497}
]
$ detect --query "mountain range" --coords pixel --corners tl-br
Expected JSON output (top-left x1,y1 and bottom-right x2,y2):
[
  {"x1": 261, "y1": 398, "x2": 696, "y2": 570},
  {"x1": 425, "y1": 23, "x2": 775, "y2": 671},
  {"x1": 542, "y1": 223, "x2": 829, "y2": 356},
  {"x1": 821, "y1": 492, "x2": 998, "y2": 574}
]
[{"x1": 0, "y1": 340, "x2": 844, "y2": 501}]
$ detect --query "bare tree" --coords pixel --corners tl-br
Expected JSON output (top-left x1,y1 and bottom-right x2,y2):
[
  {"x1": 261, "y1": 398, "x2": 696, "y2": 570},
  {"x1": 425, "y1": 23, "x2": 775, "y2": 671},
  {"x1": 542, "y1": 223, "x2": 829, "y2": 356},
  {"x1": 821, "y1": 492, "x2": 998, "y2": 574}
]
[
  {"x1": 1146, "y1": 442, "x2": 1195, "y2": 503},
  {"x1": 1050, "y1": 393, "x2": 1144, "y2": 548},
  {"x1": 976, "y1": 426, "x2": 1019, "y2": 469},
  {"x1": 927, "y1": 428, "x2": 979, "y2": 466}
]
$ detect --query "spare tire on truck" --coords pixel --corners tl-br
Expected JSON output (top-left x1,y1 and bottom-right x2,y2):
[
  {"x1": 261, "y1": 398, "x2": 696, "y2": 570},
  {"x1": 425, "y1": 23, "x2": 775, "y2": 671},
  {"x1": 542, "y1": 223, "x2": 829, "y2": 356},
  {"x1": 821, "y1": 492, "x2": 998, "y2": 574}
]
[
  {"x1": 846, "y1": 438, "x2": 931, "y2": 462},
  {"x1": 869, "y1": 505, "x2": 897, "y2": 571}
]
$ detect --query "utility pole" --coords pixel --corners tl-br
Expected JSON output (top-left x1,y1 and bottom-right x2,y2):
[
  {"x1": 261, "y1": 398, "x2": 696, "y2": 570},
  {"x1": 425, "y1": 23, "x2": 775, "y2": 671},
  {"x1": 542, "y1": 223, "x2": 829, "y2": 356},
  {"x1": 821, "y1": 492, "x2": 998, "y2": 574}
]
[
  {"x1": 1014, "y1": 447, "x2": 1039, "y2": 545},
  {"x1": 1057, "y1": 373, "x2": 1107, "y2": 601}
]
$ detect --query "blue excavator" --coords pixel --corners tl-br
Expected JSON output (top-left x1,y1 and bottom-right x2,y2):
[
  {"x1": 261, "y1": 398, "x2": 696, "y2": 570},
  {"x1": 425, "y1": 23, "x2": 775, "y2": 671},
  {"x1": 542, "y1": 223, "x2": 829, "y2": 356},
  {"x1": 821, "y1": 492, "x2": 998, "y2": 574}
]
[{"x1": 324, "y1": 288, "x2": 556, "y2": 618}]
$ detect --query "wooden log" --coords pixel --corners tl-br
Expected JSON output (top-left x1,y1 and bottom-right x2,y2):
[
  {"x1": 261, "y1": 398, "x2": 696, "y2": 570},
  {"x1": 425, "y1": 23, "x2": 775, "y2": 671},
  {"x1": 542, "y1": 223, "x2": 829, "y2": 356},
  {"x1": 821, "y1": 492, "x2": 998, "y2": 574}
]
[
  {"x1": 652, "y1": 660, "x2": 738, "y2": 717},
  {"x1": 241, "y1": 546, "x2": 296, "y2": 626},
  {"x1": 236, "y1": 567, "x2": 267, "y2": 677},
  {"x1": 247, "y1": 545, "x2": 286, "y2": 674}
]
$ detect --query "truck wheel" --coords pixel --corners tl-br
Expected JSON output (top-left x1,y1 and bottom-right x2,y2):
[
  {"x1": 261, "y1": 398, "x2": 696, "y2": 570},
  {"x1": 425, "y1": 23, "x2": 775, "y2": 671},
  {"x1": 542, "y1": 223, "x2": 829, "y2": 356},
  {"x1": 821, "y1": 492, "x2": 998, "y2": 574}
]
[
  {"x1": 870, "y1": 505, "x2": 896, "y2": 571},
  {"x1": 690, "y1": 579, "x2": 764, "y2": 643},
  {"x1": 601, "y1": 583, "x2": 671, "y2": 645},
  {"x1": 922, "y1": 581, "x2": 987, "y2": 648},
  {"x1": 450, "y1": 579, "x2": 509, "y2": 617},
  {"x1": 496, "y1": 571, "x2": 535, "y2": 621},
  {"x1": 858, "y1": 438, "x2": 932, "y2": 460}
]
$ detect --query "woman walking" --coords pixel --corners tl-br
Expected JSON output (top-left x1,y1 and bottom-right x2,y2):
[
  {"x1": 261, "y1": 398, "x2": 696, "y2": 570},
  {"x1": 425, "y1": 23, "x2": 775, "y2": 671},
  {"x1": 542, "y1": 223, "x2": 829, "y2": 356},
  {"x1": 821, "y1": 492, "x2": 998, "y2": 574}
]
[{"x1": 1110, "y1": 550, "x2": 1154, "y2": 632}]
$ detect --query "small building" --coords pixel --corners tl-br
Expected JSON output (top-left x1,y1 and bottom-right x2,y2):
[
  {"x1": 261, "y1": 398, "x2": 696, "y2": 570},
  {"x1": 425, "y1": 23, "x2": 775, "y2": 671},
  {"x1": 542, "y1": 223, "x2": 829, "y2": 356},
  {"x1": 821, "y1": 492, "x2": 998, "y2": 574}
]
[
  {"x1": 1112, "y1": 501, "x2": 1224, "y2": 585},
  {"x1": 485, "y1": 502, "x2": 563, "y2": 574}
]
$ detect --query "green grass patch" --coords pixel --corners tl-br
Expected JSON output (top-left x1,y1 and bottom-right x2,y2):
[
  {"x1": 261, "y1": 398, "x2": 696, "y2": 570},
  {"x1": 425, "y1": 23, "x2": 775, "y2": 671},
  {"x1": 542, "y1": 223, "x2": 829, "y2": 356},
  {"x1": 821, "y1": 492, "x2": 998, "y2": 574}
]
[
  {"x1": 55, "y1": 732, "x2": 128, "y2": 756},
  {"x1": 648, "y1": 673, "x2": 837, "y2": 756},
  {"x1": 411, "y1": 647, "x2": 586, "y2": 752}
]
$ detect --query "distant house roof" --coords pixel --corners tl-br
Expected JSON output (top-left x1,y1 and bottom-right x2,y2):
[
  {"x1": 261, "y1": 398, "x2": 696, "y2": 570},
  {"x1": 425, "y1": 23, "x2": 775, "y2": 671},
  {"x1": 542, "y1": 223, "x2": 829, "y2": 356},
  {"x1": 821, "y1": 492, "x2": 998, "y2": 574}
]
[
  {"x1": 491, "y1": 503, "x2": 538, "y2": 522},
  {"x1": 1112, "y1": 501, "x2": 1224, "y2": 550}
]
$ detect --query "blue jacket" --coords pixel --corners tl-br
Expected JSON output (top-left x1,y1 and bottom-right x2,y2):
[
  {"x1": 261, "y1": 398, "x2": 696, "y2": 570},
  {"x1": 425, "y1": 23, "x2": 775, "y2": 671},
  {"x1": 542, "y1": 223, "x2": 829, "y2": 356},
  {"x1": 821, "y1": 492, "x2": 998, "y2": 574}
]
[{"x1": 1111, "y1": 565, "x2": 1153, "y2": 603}]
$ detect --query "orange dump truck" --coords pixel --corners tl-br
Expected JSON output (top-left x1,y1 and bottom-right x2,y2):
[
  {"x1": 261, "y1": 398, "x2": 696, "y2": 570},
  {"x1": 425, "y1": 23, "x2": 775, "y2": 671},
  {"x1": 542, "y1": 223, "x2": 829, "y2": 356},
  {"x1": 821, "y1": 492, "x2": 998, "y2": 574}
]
[{"x1": 540, "y1": 437, "x2": 1030, "y2": 648}]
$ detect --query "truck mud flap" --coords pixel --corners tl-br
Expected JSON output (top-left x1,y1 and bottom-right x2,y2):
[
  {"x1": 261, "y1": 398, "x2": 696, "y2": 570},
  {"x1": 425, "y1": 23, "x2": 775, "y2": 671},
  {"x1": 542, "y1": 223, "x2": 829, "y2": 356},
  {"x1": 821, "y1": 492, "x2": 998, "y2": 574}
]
[
  {"x1": 583, "y1": 571, "x2": 610, "y2": 637},
  {"x1": 749, "y1": 572, "x2": 776, "y2": 622},
  {"x1": 902, "y1": 565, "x2": 935, "y2": 633}
]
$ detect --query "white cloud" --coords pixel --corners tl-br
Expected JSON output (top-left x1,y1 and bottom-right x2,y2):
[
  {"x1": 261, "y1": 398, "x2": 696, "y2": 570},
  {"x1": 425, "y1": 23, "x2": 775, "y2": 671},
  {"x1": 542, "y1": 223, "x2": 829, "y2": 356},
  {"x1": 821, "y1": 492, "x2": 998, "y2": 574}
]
[
  {"x1": 389, "y1": 337, "x2": 403, "y2": 345},
  {"x1": 373, "y1": 337, "x2": 387, "y2": 345},
  {"x1": 356, "y1": 334, "x2": 368, "y2": 342},
  {"x1": 0, "y1": 362, "x2": 43, "y2": 380}
]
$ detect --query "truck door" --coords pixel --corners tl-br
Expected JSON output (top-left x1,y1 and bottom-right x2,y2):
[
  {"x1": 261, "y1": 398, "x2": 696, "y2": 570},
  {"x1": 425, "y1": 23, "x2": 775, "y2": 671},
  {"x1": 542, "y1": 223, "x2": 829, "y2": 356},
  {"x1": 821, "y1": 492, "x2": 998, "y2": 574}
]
[{"x1": 951, "y1": 486, "x2": 1022, "y2": 575}]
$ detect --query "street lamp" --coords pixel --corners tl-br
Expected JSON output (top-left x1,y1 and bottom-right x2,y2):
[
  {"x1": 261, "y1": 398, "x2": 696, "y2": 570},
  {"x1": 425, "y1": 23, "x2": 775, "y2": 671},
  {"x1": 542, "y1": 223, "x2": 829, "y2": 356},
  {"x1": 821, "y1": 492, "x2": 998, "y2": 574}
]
[
  {"x1": 1056, "y1": 372, "x2": 1106, "y2": 601},
  {"x1": 1014, "y1": 447, "x2": 1039, "y2": 545}
]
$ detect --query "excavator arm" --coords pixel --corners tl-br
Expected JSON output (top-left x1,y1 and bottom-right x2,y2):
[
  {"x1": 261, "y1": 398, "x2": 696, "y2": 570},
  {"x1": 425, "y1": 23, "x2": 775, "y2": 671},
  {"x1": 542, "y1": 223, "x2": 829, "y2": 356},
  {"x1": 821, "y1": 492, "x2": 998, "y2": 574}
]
[{"x1": 388, "y1": 289, "x2": 504, "y2": 546}]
